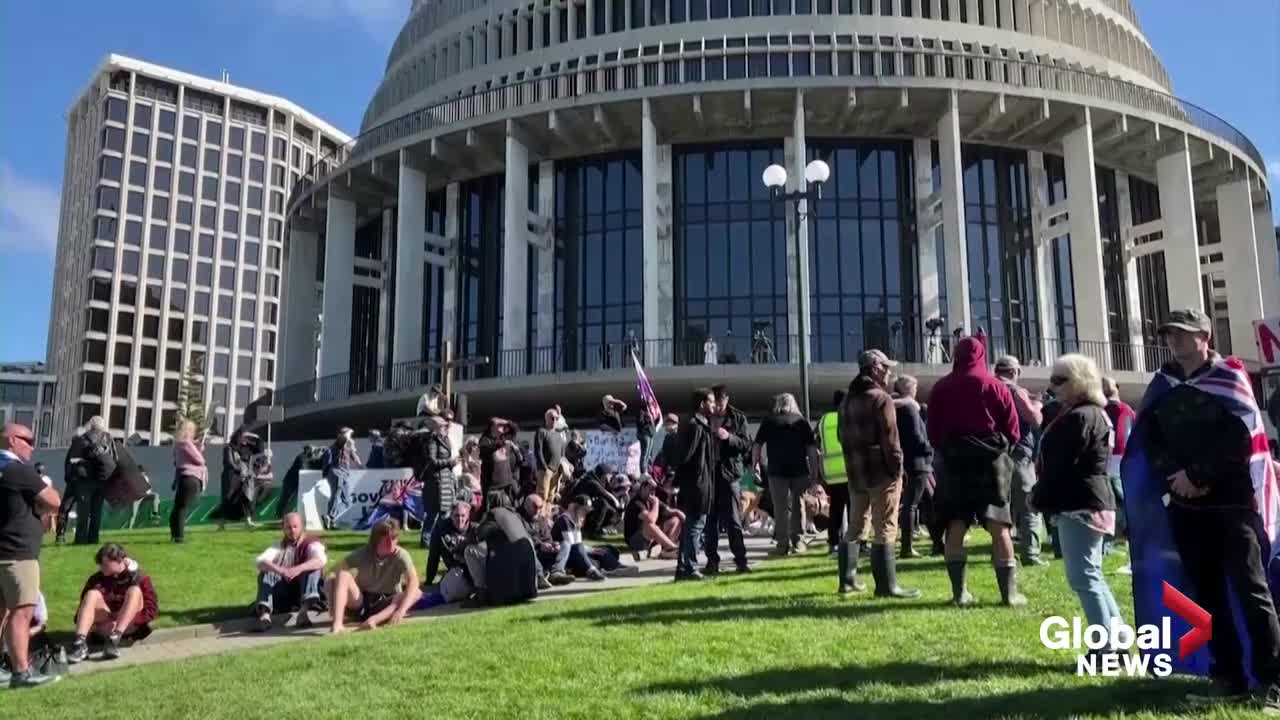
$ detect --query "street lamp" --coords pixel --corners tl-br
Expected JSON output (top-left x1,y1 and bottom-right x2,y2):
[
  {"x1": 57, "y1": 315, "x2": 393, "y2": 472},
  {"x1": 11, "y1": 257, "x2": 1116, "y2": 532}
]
[{"x1": 762, "y1": 159, "x2": 831, "y2": 419}]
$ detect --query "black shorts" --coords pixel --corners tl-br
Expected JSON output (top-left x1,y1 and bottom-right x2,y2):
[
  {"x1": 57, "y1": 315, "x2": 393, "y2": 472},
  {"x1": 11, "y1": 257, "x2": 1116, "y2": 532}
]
[
  {"x1": 357, "y1": 592, "x2": 395, "y2": 619},
  {"x1": 627, "y1": 529, "x2": 650, "y2": 554}
]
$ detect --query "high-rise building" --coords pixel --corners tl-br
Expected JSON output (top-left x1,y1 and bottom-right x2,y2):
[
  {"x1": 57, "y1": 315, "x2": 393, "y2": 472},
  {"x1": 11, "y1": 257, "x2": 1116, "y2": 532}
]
[
  {"x1": 0, "y1": 362, "x2": 57, "y2": 448},
  {"x1": 273, "y1": 0, "x2": 1276, "y2": 434},
  {"x1": 47, "y1": 55, "x2": 350, "y2": 445}
]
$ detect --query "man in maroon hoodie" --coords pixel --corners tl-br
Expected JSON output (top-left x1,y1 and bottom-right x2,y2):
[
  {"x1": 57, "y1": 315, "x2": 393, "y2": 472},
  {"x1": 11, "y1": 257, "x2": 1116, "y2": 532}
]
[
  {"x1": 926, "y1": 337, "x2": 1024, "y2": 607},
  {"x1": 67, "y1": 543, "x2": 159, "y2": 663}
]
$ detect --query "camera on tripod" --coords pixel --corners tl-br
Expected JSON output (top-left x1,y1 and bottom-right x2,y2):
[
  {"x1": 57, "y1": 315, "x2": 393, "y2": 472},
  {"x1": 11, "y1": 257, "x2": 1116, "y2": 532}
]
[{"x1": 925, "y1": 317, "x2": 946, "y2": 334}]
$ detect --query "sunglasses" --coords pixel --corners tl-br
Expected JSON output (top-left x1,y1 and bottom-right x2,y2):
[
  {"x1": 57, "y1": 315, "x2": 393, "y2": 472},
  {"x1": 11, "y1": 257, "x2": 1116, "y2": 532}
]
[{"x1": 1049, "y1": 376, "x2": 1068, "y2": 387}]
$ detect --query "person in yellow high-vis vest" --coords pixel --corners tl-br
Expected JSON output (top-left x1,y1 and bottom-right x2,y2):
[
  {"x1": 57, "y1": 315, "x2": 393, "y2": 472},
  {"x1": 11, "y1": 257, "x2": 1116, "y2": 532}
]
[{"x1": 819, "y1": 390, "x2": 865, "y2": 593}]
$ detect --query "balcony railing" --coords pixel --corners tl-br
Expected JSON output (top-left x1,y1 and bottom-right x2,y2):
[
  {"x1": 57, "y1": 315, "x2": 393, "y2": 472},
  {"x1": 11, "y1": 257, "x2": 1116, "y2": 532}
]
[
  {"x1": 273, "y1": 333, "x2": 1171, "y2": 413},
  {"x1": 288, "y1": 41, "x2": 1264, "y2": 216}
]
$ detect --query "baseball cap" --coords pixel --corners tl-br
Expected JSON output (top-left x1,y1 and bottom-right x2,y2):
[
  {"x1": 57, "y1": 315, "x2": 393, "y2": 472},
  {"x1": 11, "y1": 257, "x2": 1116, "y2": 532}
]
[
  {"x1": 1157, "y1": 308, "x2": 1212, "y2": 336},
  {"x1": 858, "y1": 349, "x2": 898, "y2": 369},
  {"x1": 994, "y1": 355, "x2": 1021, "y2": 371}
]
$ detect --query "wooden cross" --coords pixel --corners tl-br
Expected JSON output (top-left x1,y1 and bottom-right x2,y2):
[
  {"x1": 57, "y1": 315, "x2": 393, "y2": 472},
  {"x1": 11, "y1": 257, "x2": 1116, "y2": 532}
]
[{"x1": 439, "y1": 340, "x2": 489, "y2": 408}]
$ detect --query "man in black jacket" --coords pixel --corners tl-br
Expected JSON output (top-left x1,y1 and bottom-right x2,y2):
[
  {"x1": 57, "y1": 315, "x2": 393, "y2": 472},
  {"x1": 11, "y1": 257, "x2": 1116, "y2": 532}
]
[
  {"x1": 275, "y1": 445, "x2": 313, "y2": 520},
  {"x1": 57, "y1": 430, "x2": 90, "y2": 544},
  {"x1": 893, "y1": 376, "x2": 936, "y2": 559},
  {"x1": 703, "y1": 384, "x2": 751, "y2": 574},
  {"x1": 76, "y1": 416, "x2": 116, "y2": 545},
  {"x1": 673, "y1": 388, "x2": 717, "y2": 581}
]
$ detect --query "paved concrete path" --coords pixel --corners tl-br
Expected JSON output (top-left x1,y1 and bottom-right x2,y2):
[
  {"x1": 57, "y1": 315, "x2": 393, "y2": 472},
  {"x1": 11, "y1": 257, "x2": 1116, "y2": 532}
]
[{"x1": 67, "y1": 536, "x2": 781, "y2": 676}]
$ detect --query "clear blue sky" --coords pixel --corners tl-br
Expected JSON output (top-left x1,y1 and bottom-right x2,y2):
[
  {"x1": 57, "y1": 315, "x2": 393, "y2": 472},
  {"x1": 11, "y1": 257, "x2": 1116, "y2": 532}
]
[{"x1": 1, "y1": 0, "x2": 1276, "y2": 362}]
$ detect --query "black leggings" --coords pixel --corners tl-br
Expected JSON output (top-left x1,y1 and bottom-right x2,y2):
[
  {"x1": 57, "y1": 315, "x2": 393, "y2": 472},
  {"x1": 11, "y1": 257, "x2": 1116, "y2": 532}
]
[
  {"x1": 827, "y1": 484, "x2": 849, "y2": 548},
  {"x1": 170, "y1": 474, "x2": 202, "y2": 540}
]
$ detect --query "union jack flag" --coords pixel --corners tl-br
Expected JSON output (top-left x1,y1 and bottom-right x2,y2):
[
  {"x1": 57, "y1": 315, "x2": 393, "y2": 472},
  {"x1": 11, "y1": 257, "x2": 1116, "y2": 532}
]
[
  {"x1": 355, "y1": 474, "x2": 425, "y2": 530},
  {"x1": 632, "y1": 349, "x2": 662, "y2": 424},
  {"x1": 1122, "y1": 353, "x2": 1280, "y2": 680}
]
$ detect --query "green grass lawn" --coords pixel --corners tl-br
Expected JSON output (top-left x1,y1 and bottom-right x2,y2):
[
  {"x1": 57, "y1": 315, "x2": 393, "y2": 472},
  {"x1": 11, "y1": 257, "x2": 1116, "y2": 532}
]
[{"x1": 11, "y1": 533, "x2": 1267, "y2": 719}]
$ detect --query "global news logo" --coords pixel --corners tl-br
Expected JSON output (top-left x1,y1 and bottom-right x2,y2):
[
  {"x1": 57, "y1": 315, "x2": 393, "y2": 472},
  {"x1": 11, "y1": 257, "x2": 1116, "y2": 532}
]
[{"x1": 1038, "y1": 582, "x2": 1211, "y2": 677}]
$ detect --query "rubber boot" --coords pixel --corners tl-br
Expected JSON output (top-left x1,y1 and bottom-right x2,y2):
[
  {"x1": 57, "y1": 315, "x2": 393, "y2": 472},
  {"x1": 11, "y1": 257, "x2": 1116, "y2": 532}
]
[
  {"x1": 946, "y1": 557, "x2": 976, "y2": 606},
  {"x1": 995, "y1": 563, "x2": 1027, "y2": 607},
  {"x1": 871, "y1": 543, "x2": 921, "y2": 599},
  {"x1": 837, "y1": 542, "x2": 866, "y2": 595},
  {"x1": 900, "y1": 514, "x2": 921, "y2": 559}
]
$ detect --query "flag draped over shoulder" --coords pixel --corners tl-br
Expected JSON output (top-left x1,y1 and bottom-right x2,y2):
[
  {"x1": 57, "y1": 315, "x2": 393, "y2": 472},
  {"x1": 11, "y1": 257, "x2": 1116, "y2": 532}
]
[
  {"x1": 1121, "y1": 354, "x2": 1280, "y2": 680},
  {"x1": 633, "y1": 350, "x2": 662, "y2": 424}
]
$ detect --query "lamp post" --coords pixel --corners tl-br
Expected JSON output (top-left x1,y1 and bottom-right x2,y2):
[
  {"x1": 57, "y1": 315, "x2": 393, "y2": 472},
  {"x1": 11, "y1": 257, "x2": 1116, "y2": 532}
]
[{"x1": 762, "y1": 159, "x2": 831, "y2": 420}]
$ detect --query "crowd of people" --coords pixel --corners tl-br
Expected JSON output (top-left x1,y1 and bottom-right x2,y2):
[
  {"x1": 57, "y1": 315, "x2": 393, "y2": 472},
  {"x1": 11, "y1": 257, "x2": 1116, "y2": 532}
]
[{"x1": 1, "y1": 307, "x2": 1278, "y2": 710}]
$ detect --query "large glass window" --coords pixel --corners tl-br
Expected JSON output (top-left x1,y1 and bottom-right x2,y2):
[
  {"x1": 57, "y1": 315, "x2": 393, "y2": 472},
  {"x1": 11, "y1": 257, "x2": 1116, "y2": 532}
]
[
  {"x1": 457, "y1": 174, "x2": 504, "y2": 377},
  {"x1": 551, "y1": 152, "x2": 644, "y2": 372},
  {"x1": 675, "y1": 144, "x2": 789, "y2": 365},
  {"x1": 807, "y1": 140, "x2": 918, "y2": 363},
  {"x1": 1096, "y1": 165, "x2": 1135, "y2": 369},
  {"x1": 1130, "y1": 175, "x2": 1167, "y2": 355},
  {"x1": 962, "y1": 145, "x2": 1040, "y2": 362},
  {"x1": 420, "y1": 189, "x2": 448, "y2": 365},
  {"x1": 1044, "y1": 154, "x2": 1077, "y2": 344}
]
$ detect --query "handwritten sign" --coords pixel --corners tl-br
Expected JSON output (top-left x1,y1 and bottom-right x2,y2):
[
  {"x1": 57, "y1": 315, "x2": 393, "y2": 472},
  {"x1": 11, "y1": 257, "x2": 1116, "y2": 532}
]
[{"x1": 581, "y1": 430, "x2": 641, "y2": 477}]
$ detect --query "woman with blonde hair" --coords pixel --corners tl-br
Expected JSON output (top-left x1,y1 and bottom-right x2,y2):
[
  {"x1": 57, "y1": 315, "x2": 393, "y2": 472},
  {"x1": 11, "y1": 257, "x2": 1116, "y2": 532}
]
[
  {"x1": 752, "y1": 392, "x2": 820, "y2": 556},
  {"x1": 1032, "y1": 353, "x2": 1122, "y2": 652},
  {"x1": 170, "y1": 420, "x2": 207, "y2": 543}
]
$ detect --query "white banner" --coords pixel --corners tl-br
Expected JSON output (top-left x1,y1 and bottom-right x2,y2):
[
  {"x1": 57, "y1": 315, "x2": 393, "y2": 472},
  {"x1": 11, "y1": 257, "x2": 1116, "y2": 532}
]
[
  {"x1": 297, "y1": 468, "x2": 413, "y2": 531},
  {"x1": 581, "y1": 430, "x2": 641, "y2": 477}
]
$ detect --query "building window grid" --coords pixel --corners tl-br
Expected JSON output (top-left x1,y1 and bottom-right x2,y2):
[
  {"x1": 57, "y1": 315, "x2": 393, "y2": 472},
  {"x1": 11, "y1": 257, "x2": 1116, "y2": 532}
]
[
  {"x1": 1044, "y1": 154, "x2": 1077, "y2": 345},
  {"x1": 1095, "y1": 165, "x2": 1135, "y2": 369}
]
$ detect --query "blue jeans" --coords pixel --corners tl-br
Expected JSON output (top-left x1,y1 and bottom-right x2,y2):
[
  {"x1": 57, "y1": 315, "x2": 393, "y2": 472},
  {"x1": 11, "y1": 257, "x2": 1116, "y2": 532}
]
[
  {"x1": 255, "y1": 569, "x2": 323, "y2": 613},
  {"x1": 552, "y1": 542, "x2": 597, "y2": 575},
  {"x1": 677, "y1": 512, "x2": 707, "y2": 576},
  {"x1": 1058, "y1": 514, "x2": 1123, "y2": 647},
  {"x1": 325, "y1": 469, "x2": 353, "y2": 526}
]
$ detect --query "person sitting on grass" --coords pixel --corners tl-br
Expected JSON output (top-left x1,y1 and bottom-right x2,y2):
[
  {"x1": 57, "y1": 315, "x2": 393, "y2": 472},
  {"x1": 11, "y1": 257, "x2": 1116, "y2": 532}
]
[
  {"x1": 423, "y1": 501, "x2": 474, "y2": 587},
  {"x1": 252, "y1": 512, "x2": 328, "y2": 632},
  {"x1": 518, "y1": 494, "x2": 574, "y2": 586},
  {"x1": 329, "y1": 519, "x2": 421, "y2": 634},
  {"x1": 623, "y1": 477, "x2": 682, "y2": 561},
  {"x1": 68, "y1": 543, "x2": 159, "y2": 663},
  {"x1": 552, "y1": 495, "x2": 606, "y2": 581}
]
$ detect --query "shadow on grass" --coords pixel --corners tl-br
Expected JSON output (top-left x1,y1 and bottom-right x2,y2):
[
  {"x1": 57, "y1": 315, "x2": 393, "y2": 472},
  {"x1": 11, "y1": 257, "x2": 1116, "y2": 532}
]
[
  {"x1": 547, "y1": 592, "x2": 933, "y2": 626},
  {"x1": 640, "y1": 661, "x2": 1198, "y2": 720}
]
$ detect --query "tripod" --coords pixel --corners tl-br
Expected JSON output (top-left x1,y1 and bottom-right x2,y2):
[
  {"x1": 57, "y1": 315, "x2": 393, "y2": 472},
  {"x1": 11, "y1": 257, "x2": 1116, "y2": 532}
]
[
  {"x1": 751, "y1": 330, "x2": 776, "y2": 364},
  {"x1": 925, "y1": 327, "x2": 950, "y2": 365}
]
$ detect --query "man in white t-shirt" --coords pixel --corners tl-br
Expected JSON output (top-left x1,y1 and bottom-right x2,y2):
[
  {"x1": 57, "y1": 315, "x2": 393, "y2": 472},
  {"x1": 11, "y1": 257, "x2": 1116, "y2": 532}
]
[{"x1": 253, "y1": 513, "x2": 327, "y2": 631}]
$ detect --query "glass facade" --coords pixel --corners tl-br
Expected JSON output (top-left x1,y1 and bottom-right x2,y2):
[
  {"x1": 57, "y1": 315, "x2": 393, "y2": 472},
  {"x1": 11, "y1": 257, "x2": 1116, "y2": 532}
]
[
  {"x1": 807, "y1": 140, "x2": 917, "y2": 362},
  {"x1": 1130, "y1": 175, "x2": 1168, "y2": 348},
  {"x1": 962, "y1": 145, "x2": 1040, "y2": 362},
  {"x1": 1044, "y1": 154, "x2": 1077, "y2": 344},
  {"x1": 457, "y1": 174, "x2": 504, "y2": 376},
  {"x1": 1097, "y1": 166, "x2": 1135, "y2": 369},
  {"x1": 421, "y1": 189, "x2": 448, "y2": 365},
  {"x1": 674, "y1": 144, "x2": 789, "y2": 365},
  {"x1": 552, "y1": 152, "x2": 645, "y2": 371}
]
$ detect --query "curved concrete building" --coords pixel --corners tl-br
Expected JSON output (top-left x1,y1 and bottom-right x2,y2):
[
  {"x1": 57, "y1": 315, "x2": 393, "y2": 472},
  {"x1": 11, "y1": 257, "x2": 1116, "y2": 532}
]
[{"x1": 279, "y1": 0, "x2": 1277, "y2": 434}]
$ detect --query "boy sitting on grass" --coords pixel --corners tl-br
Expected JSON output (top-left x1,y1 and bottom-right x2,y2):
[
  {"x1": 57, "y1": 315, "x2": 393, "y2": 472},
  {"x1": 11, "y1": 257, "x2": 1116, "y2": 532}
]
[
  {"x1": 68, "y1": 543, "x2": 159, "y2": 663},
  {"x1": 329, "y1": 519, "x2": 421, "y2": 634}
]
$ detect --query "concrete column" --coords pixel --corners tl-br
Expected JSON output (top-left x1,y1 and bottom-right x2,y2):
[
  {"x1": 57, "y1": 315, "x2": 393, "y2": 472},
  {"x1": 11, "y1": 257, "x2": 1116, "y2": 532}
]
[
  {"x1": 1027, "y1": 151, "x2": 1057, "y2": 358},
  {"x1": 982, "y1": 0, "x2": 996, "y2": 25},
  {"x1": 1255, "y1": 197, "x2": 1280, "y2": 316},
  {"x1": 586, "y1": 0, "x2": 595, "y2": 35},
  {"x1": 502, "y1": 133, "x2": 530, "y2": 356},
  {"x1": 282, "y1": 226, "x2": 319, "y2": 386},
  {"x1": 642, "y1": 99, "x2": 675, "y2": 366},
  {"x1": 1115, "y1": 172, "x2": 1145, "y2": 351},
  {"x1": 378, "y1": 208, "x2": 394, "y2": 371},
  {"x1": 792, "y1": 91, "x2": 813, "y2": 375},
  {"x1": 937, "y1": 91, "x2": 971, "y2": 334},
  {"x1": 998, "y1": 0, "x2": 1013, "y2": 29},
  {"x1": 1155, "y1": 143, "x2": 1205, "y2": 313},
  {"x1": 1061, "y1": 113, "x2": 1109, "y2": 350},
  {"x1": 913, "y1": 138, "x2": 941, "y2": 325},
  {"x1": 1216, "y1": 180, "x2": 1264, "y2": 361},
  {"x1": 963, "y1": 0, "x2": 977, "y2": 23},
  {"x1": 395, "y1": 155, "x2": 427, "y2": 365},
  {"x1": 568, "y1": 0, "x2": 578, "y2": 39},
  {"x1": 1029, "y1": 0, "x2": 1045, "y2": 35},
  {"x1": 930, "y1": 0, "x2": 942, "y2": 20},
  {"x1": 320, "y1": 194, "x2": 356, "y2": 378},
  {"x1": 535, "y1": 160, "x2": 556, "y2": 350},
  {"x1": 441, "y1": 183, "x2": 460, "y2": 354}
]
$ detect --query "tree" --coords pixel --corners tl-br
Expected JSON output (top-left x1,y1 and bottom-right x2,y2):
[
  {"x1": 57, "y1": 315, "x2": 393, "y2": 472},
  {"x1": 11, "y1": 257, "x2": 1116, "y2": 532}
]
[{"x1": 173, "y1": 361, "x2": 208, "y2": 438}]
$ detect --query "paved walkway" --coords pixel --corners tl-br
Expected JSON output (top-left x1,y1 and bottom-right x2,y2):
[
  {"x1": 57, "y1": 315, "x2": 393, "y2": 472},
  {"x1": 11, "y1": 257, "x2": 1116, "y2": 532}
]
[{"x1": 67, "y1": 536, "x2": 778, "y2": 676}]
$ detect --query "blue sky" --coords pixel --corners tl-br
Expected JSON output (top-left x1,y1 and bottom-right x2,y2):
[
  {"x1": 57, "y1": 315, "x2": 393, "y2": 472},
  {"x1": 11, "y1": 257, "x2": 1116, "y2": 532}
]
[{"x1": 1, "y1": 0, "x2": 1276, "y2": 362}]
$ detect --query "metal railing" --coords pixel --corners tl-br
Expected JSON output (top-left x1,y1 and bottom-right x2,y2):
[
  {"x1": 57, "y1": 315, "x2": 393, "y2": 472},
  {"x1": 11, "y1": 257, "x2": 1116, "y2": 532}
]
[
  {"x1": 274, "y1": 332, "x2": 1172, "y2": 412},
  {"x1": 288, "y1": 41, "x2": 1263, "y2": 215}
]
